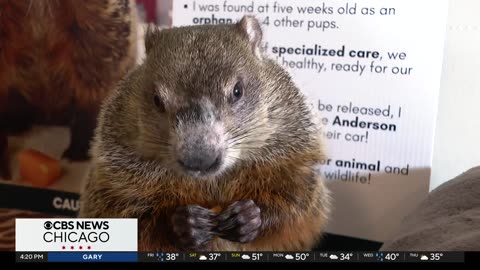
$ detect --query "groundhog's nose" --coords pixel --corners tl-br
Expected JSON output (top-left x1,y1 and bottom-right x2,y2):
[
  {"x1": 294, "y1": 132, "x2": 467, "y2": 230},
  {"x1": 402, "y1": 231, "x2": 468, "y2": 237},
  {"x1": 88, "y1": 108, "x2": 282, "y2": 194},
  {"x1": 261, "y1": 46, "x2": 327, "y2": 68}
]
[{"x1": 177, "y1": 151, "x2": 222, "y2": 172}]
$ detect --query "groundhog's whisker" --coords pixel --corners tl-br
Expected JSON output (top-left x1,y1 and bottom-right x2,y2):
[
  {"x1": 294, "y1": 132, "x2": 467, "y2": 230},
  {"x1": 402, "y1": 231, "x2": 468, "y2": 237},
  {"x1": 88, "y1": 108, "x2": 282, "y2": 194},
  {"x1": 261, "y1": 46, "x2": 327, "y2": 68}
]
[
  {"x1": 140, "y1": 131, "x2": 171, "y2": 143},
  {"x1": 230, "y1": 125, "x2": 266, "y2": 135},
  {"x1": 229, "y1": 141, "x2": 267, "y2": 147},
  {"x1": 268, "y1": 116, "x2": 298, "y2": 121},
  {"x1": 228, "y1": 127, "x2": 271, "y2": 144},
  {"x1": 140, "y1": 135, "x2": 173, "y2": 146},
  {"x1": 226, "y1": 116, "x2": 267, "y2": 132},
  {"x1": 229, "y1": 147, "x2": 262, "y2": 153},
  {"x1": 227, "y1": 135, "x2": 253, "y2": 145},
  {"x1": 229, "y1": 123, "x2": 271, "y2": 136},
  {"x1": 225, "y1": 155, "x2": 242, "y2": 162},
  {"x1": 228, "y1": 135, "x2": 268, "y2": 146},
  {"x1": 228, "y1": 142, "x2": 269, "y2": 151},
  {"x1": 140, "y1": 141, "x2": 172, "y2": 152},
  {"x1": 141, "y1": 140, "x2": 172, "y2": 148}
]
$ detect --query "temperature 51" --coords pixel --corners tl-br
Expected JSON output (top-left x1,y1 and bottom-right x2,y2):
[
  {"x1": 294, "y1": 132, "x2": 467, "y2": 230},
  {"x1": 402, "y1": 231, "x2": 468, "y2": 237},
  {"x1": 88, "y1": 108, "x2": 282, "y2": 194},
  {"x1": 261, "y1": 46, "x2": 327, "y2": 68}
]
[{"x1": 252, "y1": 253, "x2": 264, "y2": 261}]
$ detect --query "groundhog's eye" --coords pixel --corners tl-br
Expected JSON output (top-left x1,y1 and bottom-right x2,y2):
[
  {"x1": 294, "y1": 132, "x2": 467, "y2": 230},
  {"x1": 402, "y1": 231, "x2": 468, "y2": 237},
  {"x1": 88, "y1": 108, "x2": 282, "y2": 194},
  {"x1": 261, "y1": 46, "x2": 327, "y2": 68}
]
[
  {"x1": 153, "y1": 94, "x2": 165, "y2": 112},
  {"x1": 232, "y1": 81, "x2": 243, "y2": 103}
]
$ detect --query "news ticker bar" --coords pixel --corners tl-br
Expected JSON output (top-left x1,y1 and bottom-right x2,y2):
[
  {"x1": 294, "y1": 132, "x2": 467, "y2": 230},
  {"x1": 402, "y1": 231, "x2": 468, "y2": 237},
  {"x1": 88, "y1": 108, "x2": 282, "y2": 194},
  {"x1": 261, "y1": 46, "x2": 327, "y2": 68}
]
[{"x1": 16, "y1": 251, "x2": 465, "y2": 263}]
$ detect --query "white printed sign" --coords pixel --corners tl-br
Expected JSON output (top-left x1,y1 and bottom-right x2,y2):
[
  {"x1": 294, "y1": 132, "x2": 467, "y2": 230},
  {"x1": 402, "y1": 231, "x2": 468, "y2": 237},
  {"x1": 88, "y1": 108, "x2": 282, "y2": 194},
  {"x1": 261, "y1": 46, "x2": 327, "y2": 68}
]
[
  {"x1": 171, "y1": 0, "x2": 448, "y2": 242},
  {"x1": 15, "y1": 219, "x2": 138, "y2": 251}
]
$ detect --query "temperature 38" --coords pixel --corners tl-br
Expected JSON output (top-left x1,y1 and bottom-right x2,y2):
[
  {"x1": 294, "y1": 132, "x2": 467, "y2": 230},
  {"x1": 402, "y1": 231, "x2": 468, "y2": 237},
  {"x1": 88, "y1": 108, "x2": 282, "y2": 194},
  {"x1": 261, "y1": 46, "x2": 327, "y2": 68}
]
[{"x1": 166, "y1": 253, "x2": 179, "y2": 261}]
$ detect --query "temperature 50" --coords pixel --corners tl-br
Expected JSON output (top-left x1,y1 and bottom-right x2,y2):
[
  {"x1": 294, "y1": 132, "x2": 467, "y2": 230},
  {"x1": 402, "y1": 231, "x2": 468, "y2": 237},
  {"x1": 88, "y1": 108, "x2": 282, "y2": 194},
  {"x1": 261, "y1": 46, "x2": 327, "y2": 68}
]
[{"x1": 295, "y1": 253, "x2": 310, "y2": 261}]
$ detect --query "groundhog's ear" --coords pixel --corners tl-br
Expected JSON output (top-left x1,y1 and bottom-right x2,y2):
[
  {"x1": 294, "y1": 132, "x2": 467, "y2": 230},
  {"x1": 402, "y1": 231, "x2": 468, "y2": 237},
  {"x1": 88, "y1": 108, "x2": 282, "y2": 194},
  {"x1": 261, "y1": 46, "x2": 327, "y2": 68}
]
[
  {"x1": 144, "y1": 23, "x2": 161, "y2": 54},
  {"x1": 236, "y1": 16, "x2": 263, "y2": 59}
]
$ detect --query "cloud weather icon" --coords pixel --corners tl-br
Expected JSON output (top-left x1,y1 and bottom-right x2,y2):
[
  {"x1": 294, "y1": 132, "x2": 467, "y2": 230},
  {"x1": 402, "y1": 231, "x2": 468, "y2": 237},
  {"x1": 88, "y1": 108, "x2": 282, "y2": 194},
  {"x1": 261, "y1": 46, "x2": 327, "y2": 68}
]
[
  {"x1": 285, "y1": 255, "x2": 294, "y2": 260},
  {"x1": 420, "y1": 255, "x2": 429, "y2": 261},
  {"x1": 241, "y1": 255, "x2": 251, "y2": 260},
  {"x1": 199, "y1": 255, "x2": 207, "y2": 261},
  {"x1": 329, "y1": 254, "x2": 339, "y2": 260}
]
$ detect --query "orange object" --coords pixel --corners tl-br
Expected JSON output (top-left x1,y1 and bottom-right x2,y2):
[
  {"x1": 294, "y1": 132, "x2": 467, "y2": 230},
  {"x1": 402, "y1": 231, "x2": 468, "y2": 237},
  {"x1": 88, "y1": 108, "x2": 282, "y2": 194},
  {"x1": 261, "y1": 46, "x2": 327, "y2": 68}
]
[
  {"x1": 210, "y1": 206, "x2": 222, "y2": 215},
  {"x1": 18, "y1": 149, "x2": 62, "y2": 187}
]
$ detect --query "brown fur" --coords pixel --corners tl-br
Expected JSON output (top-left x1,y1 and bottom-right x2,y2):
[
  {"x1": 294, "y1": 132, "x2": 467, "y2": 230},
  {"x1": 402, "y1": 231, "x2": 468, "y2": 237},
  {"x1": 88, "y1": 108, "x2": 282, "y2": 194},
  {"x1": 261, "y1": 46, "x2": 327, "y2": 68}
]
[
  {"x1": 79, "y1": 16, "x2": 331, "y2": 251},
  {"x1": 0, "y1": 0, "x2": 138, "y2": 178}
]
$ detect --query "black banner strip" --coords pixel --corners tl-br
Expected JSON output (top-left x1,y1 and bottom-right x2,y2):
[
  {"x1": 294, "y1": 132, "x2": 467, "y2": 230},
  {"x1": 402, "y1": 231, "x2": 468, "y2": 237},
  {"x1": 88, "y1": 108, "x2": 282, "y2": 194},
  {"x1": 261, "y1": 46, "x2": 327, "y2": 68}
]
[{"x1": 0, "y1": 183, "x2": 79, "y2": 216}]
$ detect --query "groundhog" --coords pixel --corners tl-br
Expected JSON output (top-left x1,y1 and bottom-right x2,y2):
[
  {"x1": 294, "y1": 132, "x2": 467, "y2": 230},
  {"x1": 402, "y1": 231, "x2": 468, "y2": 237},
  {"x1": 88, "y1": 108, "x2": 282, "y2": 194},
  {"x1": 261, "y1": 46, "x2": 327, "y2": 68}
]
[
  {"x1": 79, "y1": 16, "x2": 331, "y2": 252},
  {"x1": 0, "y1": 0, "x2": 138, "y2": 179}
]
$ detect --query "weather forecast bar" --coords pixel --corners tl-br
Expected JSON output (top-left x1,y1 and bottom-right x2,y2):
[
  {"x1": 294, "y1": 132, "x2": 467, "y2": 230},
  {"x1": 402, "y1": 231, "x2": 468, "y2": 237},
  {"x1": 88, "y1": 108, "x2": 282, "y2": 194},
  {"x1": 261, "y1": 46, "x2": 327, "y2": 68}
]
[{"x1": 15, "y1": 252, "x2": 465, "y2": 263}]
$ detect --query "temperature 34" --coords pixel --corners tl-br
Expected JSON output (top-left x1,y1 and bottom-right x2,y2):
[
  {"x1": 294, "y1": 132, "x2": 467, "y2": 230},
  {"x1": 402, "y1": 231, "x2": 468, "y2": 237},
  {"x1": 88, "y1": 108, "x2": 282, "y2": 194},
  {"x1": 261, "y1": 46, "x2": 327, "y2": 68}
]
[{"x1": 340, "y1": 253, "x2": 353, "y2": 261}]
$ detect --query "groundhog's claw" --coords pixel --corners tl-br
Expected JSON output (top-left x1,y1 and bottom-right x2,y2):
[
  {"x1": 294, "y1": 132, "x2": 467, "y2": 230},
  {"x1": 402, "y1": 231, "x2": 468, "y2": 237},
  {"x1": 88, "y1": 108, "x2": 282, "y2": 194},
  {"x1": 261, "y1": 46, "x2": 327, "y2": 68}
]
[
  {"x1": 171, "y1": 205, "x2": 217, "y2": 250},
  {"x1": 215, "y1": 199, "x2": 262, "y2": 243}
]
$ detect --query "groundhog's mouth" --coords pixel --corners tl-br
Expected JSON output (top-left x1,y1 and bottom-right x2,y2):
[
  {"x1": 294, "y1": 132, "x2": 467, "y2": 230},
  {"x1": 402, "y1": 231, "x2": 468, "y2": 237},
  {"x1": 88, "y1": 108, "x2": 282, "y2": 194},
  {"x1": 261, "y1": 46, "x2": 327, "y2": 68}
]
[{"x1": 176, "y1": 155, "x2": 223, "y2": 178}]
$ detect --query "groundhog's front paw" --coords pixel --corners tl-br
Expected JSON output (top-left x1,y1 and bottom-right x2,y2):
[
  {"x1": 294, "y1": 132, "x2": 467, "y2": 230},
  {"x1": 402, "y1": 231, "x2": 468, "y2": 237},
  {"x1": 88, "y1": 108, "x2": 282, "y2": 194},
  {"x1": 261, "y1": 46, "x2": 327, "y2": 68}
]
[
  {"x1": 215, "y1": 199, "x2": 262, "y2": 243},
  {"x1": 171, "y1": 205, "x2": 217, "y2": 250}
]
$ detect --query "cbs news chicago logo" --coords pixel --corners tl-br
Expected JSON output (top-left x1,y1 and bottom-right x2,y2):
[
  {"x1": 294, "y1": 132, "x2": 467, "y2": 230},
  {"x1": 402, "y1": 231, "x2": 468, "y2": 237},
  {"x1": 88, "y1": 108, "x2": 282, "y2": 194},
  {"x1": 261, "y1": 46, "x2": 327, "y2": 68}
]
[
  {"x1": 42, "y1": 220, "x2": 111, "y2": 249},
  {"x1": 16, "y1": 219, "x2": 137, "y2": 252}
]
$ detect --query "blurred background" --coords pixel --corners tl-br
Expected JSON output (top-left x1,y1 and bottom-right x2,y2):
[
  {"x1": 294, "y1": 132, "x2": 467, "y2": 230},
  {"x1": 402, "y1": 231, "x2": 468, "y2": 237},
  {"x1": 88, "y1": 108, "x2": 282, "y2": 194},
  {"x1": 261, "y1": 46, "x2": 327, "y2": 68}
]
[{"x1": 135, "y1": 0, "x2": 172, "y2": 26}]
